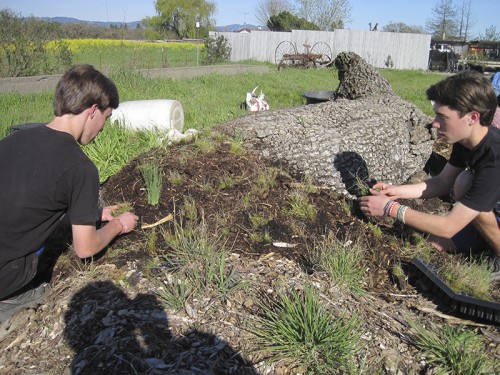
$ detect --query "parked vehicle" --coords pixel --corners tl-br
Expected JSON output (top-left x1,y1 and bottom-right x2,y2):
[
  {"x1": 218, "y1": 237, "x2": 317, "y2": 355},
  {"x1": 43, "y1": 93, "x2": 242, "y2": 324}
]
[{"x1": 428, "y1": 50, "x2": 459, "y2": 72}]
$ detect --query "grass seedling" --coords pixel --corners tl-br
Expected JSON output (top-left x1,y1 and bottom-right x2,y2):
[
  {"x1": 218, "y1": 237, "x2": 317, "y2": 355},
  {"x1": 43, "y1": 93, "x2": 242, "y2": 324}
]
[
  {"x1": 161, "y1": 217, "x2": 245, "y2": 301},
  {"x1": 145, "y1": 227, "x2": 158, "y2": 255},
  {"x1": 304, "y1": 233, "x2": 366, "y2": 296},
  {"x1": 167, "y1": 170, "x2": 184, "y2": 186},
  {"x1": 408, "y1": 320, "x2": 495, "y2": 375},
  {"x1": 139, "y1": 160, "x2": 163, "y2": 206},
  {"x1": 367, "y1": 221, "x2": 382, "y2": 237},
  {"x1": 111, "y1": 202, "x2": 133, "y2": 217},
  {"x1": 284, "y1": 191, "x2": 316, "y2": 222},
  {"x1": 250, "y1": 283, "x2": 360, "y2": 374},
  {"x1": 229, "y1": 134, "x2": 246, "y2": 155},
  {"x1": 157, "y1": 279, "x2": 192, "y2": 312},
  {"x1": 217, "y1": 174, "x2": 243, "y2": 190},
  {"x1": 439, "y1": 257, "x2": 493, "y2": 300}
]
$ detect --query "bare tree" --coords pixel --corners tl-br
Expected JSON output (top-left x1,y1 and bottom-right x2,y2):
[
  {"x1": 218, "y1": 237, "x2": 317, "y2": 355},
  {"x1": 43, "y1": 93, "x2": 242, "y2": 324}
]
[
  {"x1": 254, "y1": 0, "x2": 293, "y2": 26},
  {"x1": 426, "y1": 0, "x2": 458, "y2": 39},
  {"x1": 295, "y1": 0, "x2": 351, "y2": 30},
  {"x1": 382, "y1": 22, "x2": 424, "y2": 34},
  {"x1": 457, "y1": 0, "x2": 475, "y2": 41}
]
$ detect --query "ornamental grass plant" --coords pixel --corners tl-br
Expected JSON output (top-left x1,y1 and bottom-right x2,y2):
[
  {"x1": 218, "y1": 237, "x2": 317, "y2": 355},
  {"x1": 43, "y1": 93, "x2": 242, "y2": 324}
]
[
  {"x1": 408, "y1": 320, "x2": 496, "y2": 375},
  {"x1": 250, "y1": 283, "x2": 361, "y2": 374}
]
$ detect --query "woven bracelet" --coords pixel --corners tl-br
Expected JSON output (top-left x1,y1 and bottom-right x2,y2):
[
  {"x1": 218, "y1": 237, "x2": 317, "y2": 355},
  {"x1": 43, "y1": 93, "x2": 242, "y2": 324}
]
[{"x1": 383, "y1": 201, "x2": 394, "y2": 216}]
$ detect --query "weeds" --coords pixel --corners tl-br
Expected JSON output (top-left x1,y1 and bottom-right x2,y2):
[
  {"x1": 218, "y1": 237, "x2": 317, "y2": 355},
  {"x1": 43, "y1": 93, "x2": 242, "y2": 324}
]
[
  {"x1": 250, "y1": 283, "x2": 360, "y2": 374},
  {"x1": 159, "y1": 217, "x2": 246, "y2": 302},
  {"x1": 304, "y1": 233, "x2": 366, "y2": 296},
  {"x1": 284, "y1": 191, "x2": 316, "y2": 222},
  {"x1": 408, "y1": 320, "x2": 495, "y2": 375}
]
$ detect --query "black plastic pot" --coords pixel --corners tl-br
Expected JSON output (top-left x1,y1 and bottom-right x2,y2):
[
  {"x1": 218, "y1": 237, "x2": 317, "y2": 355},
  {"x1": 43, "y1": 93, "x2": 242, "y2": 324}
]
[
  {"x1": 302, "y1": 90, "x2": 335, "y2": 104},
  {"x1": 411, "y1": 257, "x2": 500, "y2": 324}
]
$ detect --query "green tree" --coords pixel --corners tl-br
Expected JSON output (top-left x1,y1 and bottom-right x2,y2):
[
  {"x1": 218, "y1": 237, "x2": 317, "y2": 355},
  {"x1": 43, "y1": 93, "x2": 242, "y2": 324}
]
[
  {"x1": 0, "y1": 9, "x2": 72, "y2": 77},
  {"x1": 254, "y1": 0, "x2": 293, "y2": 26},
  {"x1": 426, "y1": 0, "x2": 458, "y2": 39},
  {"x1": 148, "y1": 0, "x2": 216, "y2": 40},
  {"x1": 295, "y1": 0, "x2": 351, "y2": 31},
  {"x1": 382, "y1": 22, "x2": 424, "y2": 34},
  {"x1": 204, "y1": 34, "x2": 231, "y2": 65},
  {"x1": 477, "y1": 26, "x2": 500, "y2": 42},
  {"x1": 267, "y1": 11, "x2": 319, "y2": 31}
]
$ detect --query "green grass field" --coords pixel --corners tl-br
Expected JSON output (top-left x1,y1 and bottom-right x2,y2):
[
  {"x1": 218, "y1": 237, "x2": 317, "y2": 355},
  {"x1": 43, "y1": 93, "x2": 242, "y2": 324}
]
[{"x1": 0, "y1": 66, "x2": 443, "y2": 138}]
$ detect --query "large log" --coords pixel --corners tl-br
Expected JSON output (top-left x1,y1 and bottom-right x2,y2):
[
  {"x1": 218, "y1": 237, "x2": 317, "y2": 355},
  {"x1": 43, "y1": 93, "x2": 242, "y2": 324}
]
[{"x1": 218, "y1": 52, "x2": 435, "y2": 195}]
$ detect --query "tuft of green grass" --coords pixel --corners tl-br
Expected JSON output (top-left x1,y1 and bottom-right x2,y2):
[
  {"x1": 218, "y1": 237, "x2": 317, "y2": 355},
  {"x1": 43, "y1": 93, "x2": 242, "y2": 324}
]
[
  {"x1": 167, "y1": 170, "x2": 184, "y2": 185},
  {"x1": 439, "y1": 257, "x2": 493, "y2": 300},
  {"x1": 250, "y1": 283, "x2": 360, "y2": 374},
  {"x1": 157, "y1": 279, "x2": 192, "y2": 312},
  {"x1": 139, "y1": 159, "x2": 163, "y2": 206},
  {"x1": 110, "y1": 202, "x2": 133, "y2": 217},
  {"x1": 160, "y1": 217, "x2": 246, "y2": 301},
  {"x1": 367, "y1": 221, "x2": 382, "y2": 237},
  {"x1": 304, "y1": 233, "x2": 366, "y2": 296},
  {"x1": 283, "y1": 191, "x2": 316, "y2": 222},
  {"x1": 408, "y1": 320, "x2": 496, "y2": 375}
]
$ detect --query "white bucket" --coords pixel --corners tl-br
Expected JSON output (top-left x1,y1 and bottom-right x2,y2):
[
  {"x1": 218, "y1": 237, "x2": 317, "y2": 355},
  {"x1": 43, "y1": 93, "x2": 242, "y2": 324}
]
[{"x1": 110, "y1": 99, "x2": 184, "y2": 132}]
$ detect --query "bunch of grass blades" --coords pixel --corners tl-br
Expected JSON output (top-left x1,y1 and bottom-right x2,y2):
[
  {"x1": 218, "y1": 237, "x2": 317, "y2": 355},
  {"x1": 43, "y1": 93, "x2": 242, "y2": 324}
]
[{"x1": 250, "y1": 283, "x2": 360, "y2": 374}]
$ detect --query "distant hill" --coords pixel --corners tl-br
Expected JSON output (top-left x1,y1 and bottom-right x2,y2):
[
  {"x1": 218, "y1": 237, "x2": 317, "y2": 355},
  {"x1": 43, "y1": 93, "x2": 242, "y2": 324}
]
[
  {"x1": 215, "y1": 24, "x2": 267, "y2": 32},
  {"x1": 42, "y1": 17, "x2": 143, "y2": 29},
  {"x1": 42, "y1": 17, "x2": 265, "y2": 32}
]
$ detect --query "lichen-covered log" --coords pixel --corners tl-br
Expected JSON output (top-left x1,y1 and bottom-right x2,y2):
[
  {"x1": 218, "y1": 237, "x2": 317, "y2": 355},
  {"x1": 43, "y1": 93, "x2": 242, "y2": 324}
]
[
  {"x1": 218, "y1": 52, "x2": 435, "y2": 195},
  {"x1": 334, "y1": 51, "x2": 395, "y2": 100}
]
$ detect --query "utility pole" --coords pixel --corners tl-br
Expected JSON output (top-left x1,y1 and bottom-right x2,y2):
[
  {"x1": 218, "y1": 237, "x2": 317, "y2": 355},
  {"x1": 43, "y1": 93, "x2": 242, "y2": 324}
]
[
  {"x1": 241, "y1": 12, "x2": 248, "y2": 25},
  {"x1": 196, "y1": 21, "x2": 200, "y2": 65}
]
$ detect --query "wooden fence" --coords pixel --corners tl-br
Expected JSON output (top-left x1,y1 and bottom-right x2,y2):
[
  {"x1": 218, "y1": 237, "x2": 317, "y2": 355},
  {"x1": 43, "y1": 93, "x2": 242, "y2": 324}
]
[{"x1": 209, "y1": 29, "x2": 432, "y2": 70}]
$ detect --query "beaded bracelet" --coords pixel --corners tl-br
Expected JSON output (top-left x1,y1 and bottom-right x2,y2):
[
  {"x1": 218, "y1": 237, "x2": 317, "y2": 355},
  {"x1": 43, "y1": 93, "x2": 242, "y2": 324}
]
[{"x1": 396, "y1": 205, "x2": 408, "y2": 224}]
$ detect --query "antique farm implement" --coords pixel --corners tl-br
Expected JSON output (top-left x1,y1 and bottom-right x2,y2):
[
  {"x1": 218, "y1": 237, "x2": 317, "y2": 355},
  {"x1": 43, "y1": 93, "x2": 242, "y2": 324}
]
[{"x1": 275, "y1": 41, "x2": 333, "y2": 69}]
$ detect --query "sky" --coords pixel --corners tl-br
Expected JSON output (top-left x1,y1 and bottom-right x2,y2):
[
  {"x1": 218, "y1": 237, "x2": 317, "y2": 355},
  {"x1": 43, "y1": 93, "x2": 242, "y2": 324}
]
[{"x1": 0, "y1": 0, "x2": 498, "y2": 37}]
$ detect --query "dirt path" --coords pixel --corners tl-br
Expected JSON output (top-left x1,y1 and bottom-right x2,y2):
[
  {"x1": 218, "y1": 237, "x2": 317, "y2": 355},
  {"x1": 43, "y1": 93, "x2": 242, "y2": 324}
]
[{"x1": 0, "y1": 64, "x2": 270, "y2": 94}]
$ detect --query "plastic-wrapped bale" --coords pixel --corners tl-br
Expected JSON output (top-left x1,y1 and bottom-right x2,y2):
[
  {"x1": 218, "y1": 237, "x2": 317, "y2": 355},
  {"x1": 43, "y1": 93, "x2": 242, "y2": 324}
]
[{"x1": 110, "y1": 99, "x2": 184, "y2": 132}]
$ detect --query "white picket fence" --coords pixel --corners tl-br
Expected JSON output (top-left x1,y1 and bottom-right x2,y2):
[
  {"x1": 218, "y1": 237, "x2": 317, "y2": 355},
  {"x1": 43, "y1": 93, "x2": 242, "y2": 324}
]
[{"x1": 209, "y1": 29, "x2": 432, "y2": 70}]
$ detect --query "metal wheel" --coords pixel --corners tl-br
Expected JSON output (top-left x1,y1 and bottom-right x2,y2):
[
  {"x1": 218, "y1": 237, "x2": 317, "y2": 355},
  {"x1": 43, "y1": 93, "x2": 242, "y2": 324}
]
[
  {"x1": 310, "y1": 42, "x2": 332, "y2": 67},
  {"x1": 275, "y1": 41, "x2": 297, "y2": 68}
]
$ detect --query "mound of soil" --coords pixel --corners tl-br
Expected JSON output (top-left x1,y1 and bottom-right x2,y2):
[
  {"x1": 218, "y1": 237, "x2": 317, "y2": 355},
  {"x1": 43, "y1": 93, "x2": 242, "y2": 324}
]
[{"x1": 0, "y1": 134, "x2": 498, "y2": 374}]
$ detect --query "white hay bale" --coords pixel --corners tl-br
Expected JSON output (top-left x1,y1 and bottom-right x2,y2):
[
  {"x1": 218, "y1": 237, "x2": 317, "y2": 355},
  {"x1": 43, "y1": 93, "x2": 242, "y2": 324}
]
[{"x1": 110, "y1": 99, "x2": 184, "y2": 132}]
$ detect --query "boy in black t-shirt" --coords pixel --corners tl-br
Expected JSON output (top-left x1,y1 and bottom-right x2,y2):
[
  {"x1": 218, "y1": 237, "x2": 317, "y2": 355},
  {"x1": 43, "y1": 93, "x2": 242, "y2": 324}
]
[
  {"x1": 359, "y1": 71, "x2": 500, "y2": 279},
  {"x1": 0, "y1": 65, "x2": 139, "y2": 322}
]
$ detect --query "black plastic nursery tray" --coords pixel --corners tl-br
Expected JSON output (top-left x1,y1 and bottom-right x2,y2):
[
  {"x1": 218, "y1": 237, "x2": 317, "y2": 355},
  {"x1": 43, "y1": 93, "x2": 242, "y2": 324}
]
[{"x1": 411, "y1": 257, "x2": 500, "y2": 324}]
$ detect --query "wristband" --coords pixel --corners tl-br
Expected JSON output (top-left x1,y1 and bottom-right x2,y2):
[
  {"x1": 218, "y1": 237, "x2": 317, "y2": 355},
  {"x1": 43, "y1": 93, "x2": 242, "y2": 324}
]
[
  {"x1": 383, "y1": 200, "x2": 394, "y2": 216},
  {"x1": 396, "y1": 205, "x2": 408, "y2": 224},
  {"x1": 388, "y1": 202, "x2": 400, "y2": 218},
  {"x1": 114, "y1": 217, "x2": 127, "y2": 235}
]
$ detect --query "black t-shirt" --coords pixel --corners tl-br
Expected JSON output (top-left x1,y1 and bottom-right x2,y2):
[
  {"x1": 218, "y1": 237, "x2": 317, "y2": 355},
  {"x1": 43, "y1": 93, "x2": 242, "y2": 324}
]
[
  {"x1": 448, "y1": 126, "x2": 500, "y2": 212},
  {"x1": 0, "y1": 125, "x2": 100, "y2": 280}
]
